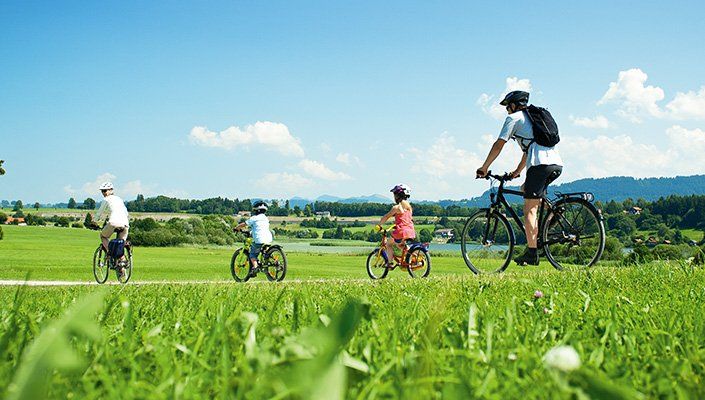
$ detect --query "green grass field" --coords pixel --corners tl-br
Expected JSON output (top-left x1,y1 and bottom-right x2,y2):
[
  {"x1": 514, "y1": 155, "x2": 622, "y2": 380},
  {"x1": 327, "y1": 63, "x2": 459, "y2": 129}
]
[{"x1": 1, "y1": 226, "x2": 704, "y2": 399}]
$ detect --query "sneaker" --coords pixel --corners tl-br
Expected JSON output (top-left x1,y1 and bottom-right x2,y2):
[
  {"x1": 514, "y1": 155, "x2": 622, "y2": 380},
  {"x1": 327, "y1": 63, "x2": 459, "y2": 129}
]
[{"x1": 514, "y1": 249, "x2": 539, "y2": 266}]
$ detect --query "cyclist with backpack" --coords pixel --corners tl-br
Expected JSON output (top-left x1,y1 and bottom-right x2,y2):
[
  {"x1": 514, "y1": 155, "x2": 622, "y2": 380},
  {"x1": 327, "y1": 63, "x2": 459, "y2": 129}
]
[
  {"x1": 476, "y1": 90, "x2": 563, "y2": 266},
  {"x1": 93, "y1": 182, "x2": 130, "y2": 275}
]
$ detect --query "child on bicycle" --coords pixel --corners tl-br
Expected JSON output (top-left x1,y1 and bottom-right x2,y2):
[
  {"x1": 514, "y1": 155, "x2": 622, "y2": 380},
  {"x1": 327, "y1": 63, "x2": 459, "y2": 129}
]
[
  {"x1": 234, "y1": 201, "x2": 273, "y2": 271},
  {"x1": 379, "y1": 184, "x2": 416, "y2": 266}
]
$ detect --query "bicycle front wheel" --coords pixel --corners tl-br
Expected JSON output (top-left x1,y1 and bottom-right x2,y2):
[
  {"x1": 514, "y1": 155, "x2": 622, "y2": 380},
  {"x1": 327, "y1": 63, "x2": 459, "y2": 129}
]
[
  {"x1": 230, "y1": 249, "x2": 252, "y2": 282},
  {"x1": 461, "y1": 209, "x2": 515, "y2": 274},
  {"x1": 264, "y1": 247, "x2": 287, "y2": 282},
  {"x1": 93, "y1": 246, "x2": 109, "y2": 284},
  {"x1": 366, "y1": 249, "x2": 389, "y2": 280},
  {"x1": 542, "y1": 198, "x2": 605, "y2": 270}
]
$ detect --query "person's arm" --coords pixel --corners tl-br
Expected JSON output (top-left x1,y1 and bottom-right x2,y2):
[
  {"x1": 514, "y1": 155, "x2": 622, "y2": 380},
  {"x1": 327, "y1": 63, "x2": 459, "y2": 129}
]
[
  {"x1": 511, "y1": 152, "x2": 528, "y2": 179},
  {"x1": 379, "y1": 205, "x2": 399, "y2": 225},
  {"x1": 477, "y1": 139, "x2": 507, "y2": 177},
  {"x1": 94, "y1": 200, "x2": 108, "y2": 222}
]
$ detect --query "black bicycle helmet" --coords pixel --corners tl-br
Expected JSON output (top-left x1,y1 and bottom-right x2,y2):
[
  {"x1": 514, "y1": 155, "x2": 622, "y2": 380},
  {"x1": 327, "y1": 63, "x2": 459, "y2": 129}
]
[
  {"x1": 252, "y1": 201, "x2": 268, "y2": 214},
  {"x1": 499, "y1": 90, "x2": 530, "y2": 106}
]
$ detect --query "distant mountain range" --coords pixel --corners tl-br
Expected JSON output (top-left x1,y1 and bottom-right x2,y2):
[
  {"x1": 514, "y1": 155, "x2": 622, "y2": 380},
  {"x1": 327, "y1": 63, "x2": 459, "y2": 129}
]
[
  {"x1": 289, "y1": 194, "x2": 393, "y2": 208},
  {"x1": 429, "y1": 175, "x2": 705, "y2": 208},
  {"x1": 289, "y1": 175, "x2": 705, "y2": 208}
]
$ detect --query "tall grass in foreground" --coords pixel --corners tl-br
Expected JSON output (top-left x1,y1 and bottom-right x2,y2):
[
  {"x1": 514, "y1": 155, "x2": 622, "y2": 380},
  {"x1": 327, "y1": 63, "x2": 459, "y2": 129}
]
[{"x1": 1, "y1": 265, "x2": 704, "y2": 399}]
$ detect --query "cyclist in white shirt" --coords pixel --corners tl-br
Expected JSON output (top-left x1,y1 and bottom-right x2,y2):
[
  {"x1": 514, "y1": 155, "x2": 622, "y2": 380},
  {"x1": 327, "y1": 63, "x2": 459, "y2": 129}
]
[
  {"x1": 94, "y1": 182, "x2": 130, "y2": 253},
  {"x1": 234, "y1": 201, "x2": 273, "y2": 272},
  {"x1": 476, "y1": 90, "x2": 563, "y2": 266}
]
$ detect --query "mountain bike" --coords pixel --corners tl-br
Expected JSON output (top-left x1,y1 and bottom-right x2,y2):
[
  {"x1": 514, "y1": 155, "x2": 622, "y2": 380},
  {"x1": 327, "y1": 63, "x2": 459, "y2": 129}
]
[
  {"x1": 461, "y1": 171, "x2": 605, "y2": 274},
  {"x1": 91, "y1": 226, "x2": 133, "y2": 284},
  {"x1": 230, "y1": 229, "x2": 287, "y2": 282},
  {"x1": 366, "y1": 225, "x2": 431, "y2": 279}
]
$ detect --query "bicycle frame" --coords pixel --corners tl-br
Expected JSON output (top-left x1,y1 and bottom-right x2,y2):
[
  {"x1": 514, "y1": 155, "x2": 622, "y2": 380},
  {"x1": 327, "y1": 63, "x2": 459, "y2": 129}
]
[
  {"x1": 375, "y1": 225, "x2": 429, "y2": 268},
  {"x1": 486, "y1": 176, "x2": 554, "y2": 248}
]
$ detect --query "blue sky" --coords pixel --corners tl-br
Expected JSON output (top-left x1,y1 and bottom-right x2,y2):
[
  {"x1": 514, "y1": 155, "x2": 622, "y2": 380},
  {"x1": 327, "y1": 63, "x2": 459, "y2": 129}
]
[{"x1": 2, "y1": 1, "x2": 704, "y2": 203}]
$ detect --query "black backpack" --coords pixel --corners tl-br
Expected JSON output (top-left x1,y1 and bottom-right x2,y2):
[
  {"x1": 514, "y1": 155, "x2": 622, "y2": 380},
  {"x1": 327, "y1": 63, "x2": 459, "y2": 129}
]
[
  {"x1": 524, "y1": 105, "x2": 560, "y2": 147},
  {"x1": 108, "y1": 239, "x2": 125, "y2": 259}
]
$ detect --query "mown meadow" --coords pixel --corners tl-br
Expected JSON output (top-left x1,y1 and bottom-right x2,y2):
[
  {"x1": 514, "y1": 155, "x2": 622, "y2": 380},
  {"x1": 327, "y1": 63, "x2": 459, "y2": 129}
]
[{"x1": 0, "y1": 226, "x2": 704, "y2": 399}]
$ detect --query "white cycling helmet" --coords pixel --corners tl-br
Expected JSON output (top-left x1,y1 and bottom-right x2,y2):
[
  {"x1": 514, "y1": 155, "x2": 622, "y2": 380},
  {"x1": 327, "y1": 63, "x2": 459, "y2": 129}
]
[{"x1": 99, "y1": 182, "x2": 114, "y2": 191}]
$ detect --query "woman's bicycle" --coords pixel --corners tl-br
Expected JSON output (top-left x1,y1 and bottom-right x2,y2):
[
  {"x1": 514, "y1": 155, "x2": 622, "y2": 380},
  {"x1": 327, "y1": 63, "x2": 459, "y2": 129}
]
[
  {"x1": 230, "y1": 229, "x2": 287, "y2": 282},
  {"x1": 90, "y1": 226, "x2": 133, "y2": 284},
  {"x1": 366, "y1": 225, "x2": 431, "y2": 279},
  {"x1": 461, "y1": 171, "x2": 605, "y2": 274}
]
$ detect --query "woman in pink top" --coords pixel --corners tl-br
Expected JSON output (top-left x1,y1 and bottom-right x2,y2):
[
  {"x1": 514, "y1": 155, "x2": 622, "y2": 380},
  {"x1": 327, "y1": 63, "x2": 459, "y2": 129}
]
[{"x1": 379, "y1": 184, "x2": 416, "y2": 264}]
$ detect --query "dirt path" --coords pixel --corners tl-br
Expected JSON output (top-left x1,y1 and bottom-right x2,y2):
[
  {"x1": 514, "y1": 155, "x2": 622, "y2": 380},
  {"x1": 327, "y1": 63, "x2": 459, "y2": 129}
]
[{"x1": 0, "y1": 278, "x2": 372, "y2": 286}]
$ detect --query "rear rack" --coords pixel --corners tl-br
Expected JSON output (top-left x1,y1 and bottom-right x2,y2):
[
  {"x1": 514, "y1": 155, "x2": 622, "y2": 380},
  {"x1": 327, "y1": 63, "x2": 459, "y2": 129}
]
[{"x1": 554, "y1": 192, "x2": 595, "y2": 202}]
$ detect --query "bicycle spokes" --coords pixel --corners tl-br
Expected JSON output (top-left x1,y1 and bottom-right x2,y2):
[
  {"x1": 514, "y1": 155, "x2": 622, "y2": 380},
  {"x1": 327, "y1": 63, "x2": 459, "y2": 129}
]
[{"x1": 543, "y1": 200, "x2": 604, "y2": 270}]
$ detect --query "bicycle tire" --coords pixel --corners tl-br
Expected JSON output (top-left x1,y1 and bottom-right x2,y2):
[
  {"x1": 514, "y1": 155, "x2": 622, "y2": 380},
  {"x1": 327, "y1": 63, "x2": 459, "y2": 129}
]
[
  {"x1": 366, "y1": 248, "x2": 389, "y2": 280},
  {"x1": 406, "y1": 248, "x2": 431, "y2": 278},
  {"x1": 461, "y1": 209, "x2": 515, "y2": 274},
  {"x1": 93, "y1": 245, "x2": 109, "y2": 284},
  {"x1": 230, "y1": 248, "x2": 252, "y2": 282},
  {"x1": 264, "y1": 247, "x2": 287, "y2": 282},
  {"x1": 542, "y1": 198, "x2": 605, "y2": 270}
]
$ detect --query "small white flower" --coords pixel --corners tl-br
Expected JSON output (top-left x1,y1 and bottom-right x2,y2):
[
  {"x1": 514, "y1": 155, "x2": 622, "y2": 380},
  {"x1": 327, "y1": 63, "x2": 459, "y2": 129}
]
[
  {"x1": 543, "y1": 345, "x2": 581, "y2": 372},
  {"x1": 508, "y1": 353, "x2": 518, "y2": 361}
]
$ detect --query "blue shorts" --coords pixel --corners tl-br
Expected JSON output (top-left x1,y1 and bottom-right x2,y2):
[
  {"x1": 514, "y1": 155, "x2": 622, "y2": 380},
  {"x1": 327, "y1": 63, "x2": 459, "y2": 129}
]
[{"x1": 249, "y1": 243, "x2": 265, "y2": 259}]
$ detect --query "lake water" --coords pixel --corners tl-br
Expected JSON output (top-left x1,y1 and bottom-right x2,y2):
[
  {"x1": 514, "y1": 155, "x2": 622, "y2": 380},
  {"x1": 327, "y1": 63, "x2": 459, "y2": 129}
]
[{"x1": 281, "y1": 241, "x2": 492, "y2": 254}]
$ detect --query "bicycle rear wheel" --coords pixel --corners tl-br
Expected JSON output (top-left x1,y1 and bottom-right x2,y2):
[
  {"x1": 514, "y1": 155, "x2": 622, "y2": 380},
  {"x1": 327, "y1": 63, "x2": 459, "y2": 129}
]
[
  {"x1": 542, "y1": 198, "x2": 605, "y2": 270},
  {"x1": 264, "y1": 247, "x2": 287, "y2": 282},
  {"x1": 406, "y1": 248, "x2": 431, "y2": 278},
  {"x1": 461, "y1": 209, "x2": 515, "y2": 274},
  {"x1": 230, "y1": 248, "x2": 252, "y2": 282},
  {"x1": 93, "y1": 245, "x2": 109, "y2": 284},
  {"x1": 117, "y1": 246, "x2": 133, "y2": 284}
]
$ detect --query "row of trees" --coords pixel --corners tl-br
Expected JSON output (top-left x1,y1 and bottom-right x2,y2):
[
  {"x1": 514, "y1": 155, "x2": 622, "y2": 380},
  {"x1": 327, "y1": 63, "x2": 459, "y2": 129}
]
[{"x1": 67, "y1": 197, "x2": 97, "y2": 210}]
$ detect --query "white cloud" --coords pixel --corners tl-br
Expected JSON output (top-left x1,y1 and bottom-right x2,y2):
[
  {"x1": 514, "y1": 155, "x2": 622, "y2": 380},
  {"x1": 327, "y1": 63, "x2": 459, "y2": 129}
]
[
  {"x1": 560, "y1": 126, "x2": 705, "y2": 180},
  {"x1": 256, "y1": 173, "x2": 314, "y2": 196},
  {"x1": 189, "y1": 121, "x2": 305, "y2": 157},
  {"x1": 64, "y1": 173, "x2": 180, "y2": 200},
  {"x1": 335, "y1": 152, "x2": 362, "y2": 166},
  {"x1": 122, "y1": 180, "x2": 150, "y2": 198},
  {"x1": 665, "y1": 87, "x2": 705, "y2": 120},
  {"x1": 298, "y1": 159, "x2": 351, "y2": 181},
  {"x1": 598, "y1": 68, "x2": 665, "y2": 123},
  {"x1": 82, "y1": 172, "x2": 117, "y2": 196},
  {"x1": 569, "y1": 115, "x2": 610, "y2": 129},
  {"x1": 409, "y1": 133, "x2": 482, "y2": 178},
  {"x1": 478, "y1": 77, "x2": 533, "y2": 120}
]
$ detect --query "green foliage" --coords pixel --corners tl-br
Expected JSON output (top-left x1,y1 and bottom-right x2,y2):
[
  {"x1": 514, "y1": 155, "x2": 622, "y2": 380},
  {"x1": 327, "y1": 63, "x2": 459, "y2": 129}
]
[
  {"x1": 83, "y1": 213, "x2": 93, "y2": 227},
  {"x1": 129, "y1": 215, "x2": 241, "y2": 247},
  {"x1": 24, "y1": 214, "x2": 46, "y2": 226},
  {"x1": 0, "y1": 159, "x2": 5, "y2": 175},
  {"x1": 5, "y1": 291, "x2": 104, "y2": 400},
  {"x1": 82, "y1": 198, "x2": 96, "y2": 210},
  {"x1": 12, "y1": 201, "x2": 22, "y2": 212},
  {"x1": 0, "y1": 212, "x2": 7, "y2": 223},
  {"x1": 418, "y1": 228, "x2": 433, "y2": 243},
  {"x1": 55, "y1": 217, "x2": 70, "y2": 228},
  {"x1": 301, "y1": 217, "x2": 338, "y2": 229},
  {"x1": 0, "y1": 226, "x2": 3, "y2": 240},
  {"x1": 1, "y1": 268, "x2": 705, "y2": 398},
  {"x1": 67, "y1": 198, "x2": 76, "y2": 209}
]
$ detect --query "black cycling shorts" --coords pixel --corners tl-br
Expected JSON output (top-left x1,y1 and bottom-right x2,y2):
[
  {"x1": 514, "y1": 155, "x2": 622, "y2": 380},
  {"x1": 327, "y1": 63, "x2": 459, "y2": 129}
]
[{"x1": 523, "y1": 165, "x2": 562, "y2": 199}]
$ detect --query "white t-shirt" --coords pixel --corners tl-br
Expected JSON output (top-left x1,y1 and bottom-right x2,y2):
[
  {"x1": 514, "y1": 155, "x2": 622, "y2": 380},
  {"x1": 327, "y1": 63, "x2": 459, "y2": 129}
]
[
  {"x1": 95, "y1": 194, "x2": 130, "y2": 227},
  {"x1": 498, "y1": 111, "x2": 563, "y2": 168},
  {"x1": 246, "y1": 213, "x2": 273, "y2": 244}
]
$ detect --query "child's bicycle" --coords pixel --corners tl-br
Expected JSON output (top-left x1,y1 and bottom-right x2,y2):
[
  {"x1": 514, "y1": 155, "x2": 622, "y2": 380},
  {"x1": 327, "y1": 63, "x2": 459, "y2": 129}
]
[
  {"x1": 88, "y1": 224, "x2": 133, "y2": 284},
  {"x1": 230, "y1": 228, "x2": 287, "y2": 282},
  {"x1": 366, "y1": 225, "x2": 431, "y2": 279}
]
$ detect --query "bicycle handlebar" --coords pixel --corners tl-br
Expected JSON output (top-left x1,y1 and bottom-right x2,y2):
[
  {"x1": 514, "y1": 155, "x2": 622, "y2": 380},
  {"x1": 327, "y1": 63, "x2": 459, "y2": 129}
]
[{"x1": 478, "y1": 170, "x2": 516, "y2": 182}]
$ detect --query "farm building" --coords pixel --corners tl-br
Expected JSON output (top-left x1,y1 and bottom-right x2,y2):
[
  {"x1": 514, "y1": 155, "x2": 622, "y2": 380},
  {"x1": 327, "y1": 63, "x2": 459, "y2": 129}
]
[
  {"x1": 315, "y1": 211, "x2": 331, "y2": 218},
  {"x1": 434, "y1": 228, "x2": 454, "y2": 239}
]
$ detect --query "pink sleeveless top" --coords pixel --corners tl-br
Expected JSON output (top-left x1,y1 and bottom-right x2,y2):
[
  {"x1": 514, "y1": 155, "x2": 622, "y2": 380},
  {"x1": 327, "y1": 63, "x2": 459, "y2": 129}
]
[{"x1": 393, "y1": 208, "x2": 416, "y2": 240}]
